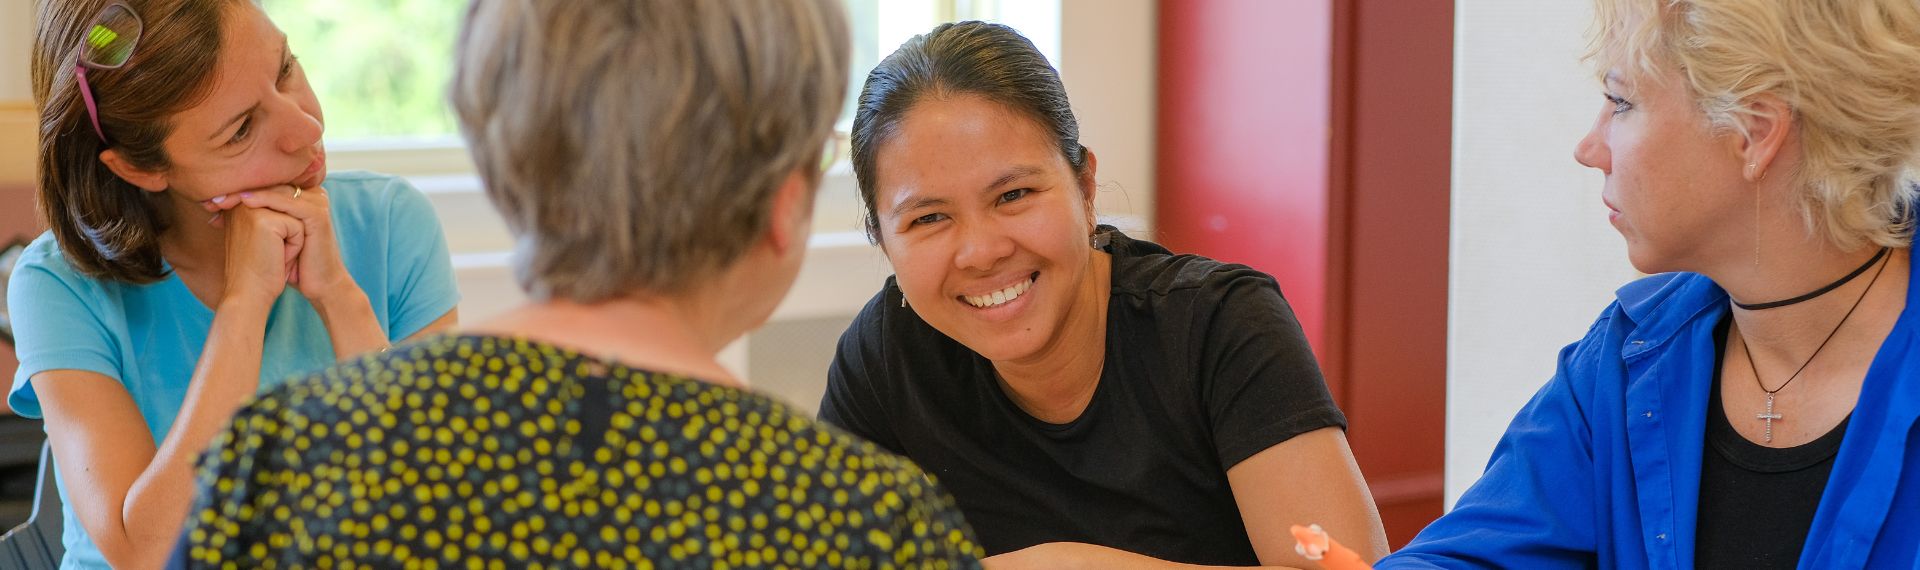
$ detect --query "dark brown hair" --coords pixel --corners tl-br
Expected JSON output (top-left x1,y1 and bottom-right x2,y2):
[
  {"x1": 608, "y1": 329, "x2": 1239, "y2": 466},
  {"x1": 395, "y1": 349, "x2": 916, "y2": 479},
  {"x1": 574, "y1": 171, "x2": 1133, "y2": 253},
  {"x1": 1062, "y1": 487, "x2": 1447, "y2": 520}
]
[
  {"x1": 32, "y1": 0, "x2": 231, "y2": 283},
  {"x1": 850, "y1": 21, "x2": 1089, "y2": 242}
]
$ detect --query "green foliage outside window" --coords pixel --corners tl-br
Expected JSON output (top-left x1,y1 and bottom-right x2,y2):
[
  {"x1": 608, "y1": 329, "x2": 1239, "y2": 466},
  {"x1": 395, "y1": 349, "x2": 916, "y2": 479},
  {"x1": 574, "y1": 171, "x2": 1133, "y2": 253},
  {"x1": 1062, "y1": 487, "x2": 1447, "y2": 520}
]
[
  {"x1": 264, "y1": 0, "x2": 1014, "y2": 142},
  {"x1": 267, "y1": 0, "x2": 465, "y2": 141}
]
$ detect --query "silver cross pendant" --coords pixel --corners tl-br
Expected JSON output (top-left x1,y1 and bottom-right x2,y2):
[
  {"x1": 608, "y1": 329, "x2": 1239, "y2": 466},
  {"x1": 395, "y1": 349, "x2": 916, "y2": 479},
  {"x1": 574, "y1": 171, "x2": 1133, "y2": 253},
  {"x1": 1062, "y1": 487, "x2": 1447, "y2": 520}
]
[{"x1": 1756, "y1": 393, "x2": 1783, "y2": 444}]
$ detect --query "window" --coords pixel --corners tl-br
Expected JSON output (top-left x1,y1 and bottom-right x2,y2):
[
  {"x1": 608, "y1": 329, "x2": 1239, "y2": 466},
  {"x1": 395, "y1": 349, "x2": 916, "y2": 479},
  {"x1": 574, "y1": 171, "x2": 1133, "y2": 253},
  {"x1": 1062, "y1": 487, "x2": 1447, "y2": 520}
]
[
  {"x1": 274, "y1": 0, "x2": 1062, "y2": 162},
  {"x1": 849, "y1": 0, "x2": 1062, "y2": 129},
  {"x1": 266, "y1": 0, "x2": 465, "y2": 146},
  {"x1": 277, "y1": 0, "x2": 1064, "y2": 241}
]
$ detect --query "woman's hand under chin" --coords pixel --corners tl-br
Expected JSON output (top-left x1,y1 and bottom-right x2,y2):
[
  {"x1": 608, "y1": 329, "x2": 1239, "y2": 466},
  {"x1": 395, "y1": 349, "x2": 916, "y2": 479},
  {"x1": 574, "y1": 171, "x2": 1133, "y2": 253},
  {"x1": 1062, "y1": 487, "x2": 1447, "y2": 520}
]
[
  {"x1": 219, "y1": 203, "x2": 302, "y2": 309},
  {"x1": 203, "y1": 184, "x2": 365, "y2": 307},
  {"x1": 203, "y1": 181, "x2": 403, "y2": 361}
]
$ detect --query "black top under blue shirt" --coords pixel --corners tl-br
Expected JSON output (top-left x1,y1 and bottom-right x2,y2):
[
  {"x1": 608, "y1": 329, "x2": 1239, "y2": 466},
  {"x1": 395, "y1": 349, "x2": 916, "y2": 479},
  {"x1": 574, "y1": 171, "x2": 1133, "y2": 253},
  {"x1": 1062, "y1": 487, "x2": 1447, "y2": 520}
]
[{"x1": 1695, "y1": 315, "x2": 1849, "y2": 569}]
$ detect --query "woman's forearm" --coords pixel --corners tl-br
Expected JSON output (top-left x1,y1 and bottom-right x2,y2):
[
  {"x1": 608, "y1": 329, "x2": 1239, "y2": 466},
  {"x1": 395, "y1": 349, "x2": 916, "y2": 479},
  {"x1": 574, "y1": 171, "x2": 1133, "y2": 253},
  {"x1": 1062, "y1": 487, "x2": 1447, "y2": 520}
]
[
  {"x1": 984, "y1": 542, "x2": 1305, "y2": 570},
  {"x1": 311, "y1": 281, "x2": 390, "y2": 360},
  {"x1": 114, "y1": 299, "x2": 271, "y2": 567}
]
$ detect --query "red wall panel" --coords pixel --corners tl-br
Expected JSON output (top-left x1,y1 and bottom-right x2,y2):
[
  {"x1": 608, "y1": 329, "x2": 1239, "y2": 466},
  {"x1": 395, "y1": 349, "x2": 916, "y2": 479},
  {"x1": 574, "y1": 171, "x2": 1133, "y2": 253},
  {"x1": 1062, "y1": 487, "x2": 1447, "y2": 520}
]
[
  {"x1": 1338, "y1": 0, "x2": 1454, "y2": 544},
  {"x1": 1156, "y1": 0, "x2": 1336, "y2": 363},
  {"x1": 1157, "y1": 0, "x2": 1452, "y2": 549}
]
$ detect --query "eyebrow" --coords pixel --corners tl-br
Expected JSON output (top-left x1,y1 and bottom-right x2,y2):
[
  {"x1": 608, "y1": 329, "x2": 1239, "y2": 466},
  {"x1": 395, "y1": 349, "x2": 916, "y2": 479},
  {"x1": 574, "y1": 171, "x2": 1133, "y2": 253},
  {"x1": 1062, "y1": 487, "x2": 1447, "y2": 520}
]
[
  {"x1": 983, "y1": 166, "x2": 1044, "y2": 193},
  {"x1": 890, "y1": 195, "x2": 948, "y2": 219},
  {"x1": 887, "y1": 165, "x2": 1048, "y2": 219},
  {"x1": 209, "y1": 104, "x2": 256, "y2": 144},
  {"x1": 1604, "y1": 71, "x2": 1626, "y2": 91},
  {"x1": 207, "y1": 41, "x2": 289, "y2": 144}
]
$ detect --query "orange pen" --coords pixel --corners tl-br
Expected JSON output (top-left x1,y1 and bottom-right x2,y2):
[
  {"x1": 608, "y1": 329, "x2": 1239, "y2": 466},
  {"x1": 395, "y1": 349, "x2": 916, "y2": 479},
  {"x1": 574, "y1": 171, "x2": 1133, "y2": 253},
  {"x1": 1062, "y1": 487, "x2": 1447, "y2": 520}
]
[{"x1": 1290, "y1": 524, "x2": 1373, "y2": 570}]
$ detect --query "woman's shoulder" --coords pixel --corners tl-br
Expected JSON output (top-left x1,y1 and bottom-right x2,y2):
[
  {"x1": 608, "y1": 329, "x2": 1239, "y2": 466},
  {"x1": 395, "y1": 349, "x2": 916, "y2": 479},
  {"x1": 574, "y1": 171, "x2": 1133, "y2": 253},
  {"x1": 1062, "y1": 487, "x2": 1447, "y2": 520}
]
[
  {"x1": 1529, "y1": 274, "x2": 1719, "y2": 397},
  {"x1": 317, "y1": 170, "x2": 446, "y2": 251},
  {"x1": 252, "y1": 333, "x2": 462, "y2": 408},
  {"x1": 1612, "y1": 271, "x2": 1719, "y2": 318},
  {"x1": 6, "y1": 231, "x2": 113, "y2": 298},
  {"x1": 12, "y1": 232, "x2": 75, "y2": 274},
  {"x1": 319, "y1": 170, "x2": 432, "y2": 219},
  {"x1": 284, "y1": 334, "x2": 949, "y2": 503},
  {"x1": 614, "y1": 381, "x2": 982, "y2": 559},
  {"x1": 766, "y1": 405, "x2": 977, "y2": 533},
  {"x1": 321, "y1": 169, "x2": 412, "y2": 192},
  {"x1": 1103, "y1": 230, "x2": 1280, "y2": 304}
]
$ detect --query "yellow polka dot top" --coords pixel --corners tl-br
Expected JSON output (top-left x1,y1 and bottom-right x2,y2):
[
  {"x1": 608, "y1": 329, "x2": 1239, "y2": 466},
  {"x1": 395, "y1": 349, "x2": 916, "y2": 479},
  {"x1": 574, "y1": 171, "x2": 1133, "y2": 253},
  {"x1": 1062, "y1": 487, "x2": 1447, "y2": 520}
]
[{"x1": 185, "y1": 334, "x2": 985, "y2": 569}]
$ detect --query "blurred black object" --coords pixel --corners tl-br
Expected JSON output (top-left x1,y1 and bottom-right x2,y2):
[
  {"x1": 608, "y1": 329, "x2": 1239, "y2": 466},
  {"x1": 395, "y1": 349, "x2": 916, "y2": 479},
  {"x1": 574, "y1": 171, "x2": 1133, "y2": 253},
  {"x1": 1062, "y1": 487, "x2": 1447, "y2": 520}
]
[
  {"x1": 0, "y1": 236, "x2": 28, "y2": 345},
  {"x1": 0, "y1": 236, "x2": 52, "y2": 555},
  {"x1": 0, "y1": 442, "x2": 62, "y2": 568}
]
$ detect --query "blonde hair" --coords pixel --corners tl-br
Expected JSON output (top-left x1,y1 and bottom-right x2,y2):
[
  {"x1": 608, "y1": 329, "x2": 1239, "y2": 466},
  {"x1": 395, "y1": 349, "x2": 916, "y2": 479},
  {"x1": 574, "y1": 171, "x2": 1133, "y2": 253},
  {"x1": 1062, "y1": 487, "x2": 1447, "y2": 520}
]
[
  {"x1": 452, "y1": 0, "x2": 850, "y2": 302},
  {"x1": 1588, "y1": 0, "x2": 1920, "y2": 249}
]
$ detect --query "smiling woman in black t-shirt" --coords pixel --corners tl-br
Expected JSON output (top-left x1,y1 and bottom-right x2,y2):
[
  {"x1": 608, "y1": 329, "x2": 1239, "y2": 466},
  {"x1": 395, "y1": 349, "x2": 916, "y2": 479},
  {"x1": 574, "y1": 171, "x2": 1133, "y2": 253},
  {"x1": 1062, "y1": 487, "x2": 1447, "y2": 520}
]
[{"x1": 818, "y1": 21, "x2": 1389, "y2": 568}]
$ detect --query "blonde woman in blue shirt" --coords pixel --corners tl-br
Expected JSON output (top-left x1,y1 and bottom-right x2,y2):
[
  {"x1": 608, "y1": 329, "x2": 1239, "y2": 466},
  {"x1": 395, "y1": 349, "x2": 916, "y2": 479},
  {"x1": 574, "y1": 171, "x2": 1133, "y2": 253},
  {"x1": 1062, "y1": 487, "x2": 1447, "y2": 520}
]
[
  {"x1": 9, "y1": 0, "x2": 459, "y2": 567},
  {"x1": 1379, "y1": 0, "x2": 1920, "y2": 568}
]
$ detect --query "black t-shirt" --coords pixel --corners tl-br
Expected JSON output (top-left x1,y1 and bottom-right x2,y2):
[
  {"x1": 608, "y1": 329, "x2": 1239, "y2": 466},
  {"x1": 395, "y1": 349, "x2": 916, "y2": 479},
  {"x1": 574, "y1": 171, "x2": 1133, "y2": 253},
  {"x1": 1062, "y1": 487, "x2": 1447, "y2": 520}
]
[
  {"x1": 818, "y1": 228, "x2": 1347, "y2": 564},
  {"x1": 1696, "y1": 316, "x2": 1849, "y2": 569}
]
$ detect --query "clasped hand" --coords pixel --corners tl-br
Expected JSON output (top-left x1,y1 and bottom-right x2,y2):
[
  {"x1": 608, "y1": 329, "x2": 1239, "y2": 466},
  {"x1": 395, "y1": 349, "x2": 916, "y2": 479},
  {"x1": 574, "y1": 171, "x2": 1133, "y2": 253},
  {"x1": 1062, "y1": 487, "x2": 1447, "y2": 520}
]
[{"x1": 201, "y1": 185, "x2": 355, "y2": 307}]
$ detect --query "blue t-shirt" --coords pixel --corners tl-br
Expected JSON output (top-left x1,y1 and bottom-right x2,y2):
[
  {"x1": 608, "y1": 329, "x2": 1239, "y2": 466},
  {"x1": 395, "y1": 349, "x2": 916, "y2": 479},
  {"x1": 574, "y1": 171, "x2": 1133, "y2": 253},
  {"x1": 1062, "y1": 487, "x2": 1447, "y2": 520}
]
[{"x1": 5, "y1": 170, "x2": 461, "y2": 569}]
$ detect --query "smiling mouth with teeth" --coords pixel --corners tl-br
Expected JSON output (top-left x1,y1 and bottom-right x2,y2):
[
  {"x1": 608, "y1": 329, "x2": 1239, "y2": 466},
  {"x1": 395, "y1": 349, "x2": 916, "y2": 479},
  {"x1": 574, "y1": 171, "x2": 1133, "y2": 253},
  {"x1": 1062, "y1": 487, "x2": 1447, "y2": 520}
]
[{"x1": 962, "y1": 273, "x2": 1039, "y2": 309}]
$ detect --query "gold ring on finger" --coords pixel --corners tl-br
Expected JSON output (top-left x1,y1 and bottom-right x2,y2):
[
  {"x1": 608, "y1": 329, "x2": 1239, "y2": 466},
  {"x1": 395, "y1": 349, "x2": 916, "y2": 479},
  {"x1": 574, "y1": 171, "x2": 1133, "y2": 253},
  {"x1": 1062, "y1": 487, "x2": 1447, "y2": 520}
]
[{"x1": 293, "y1": 187, "x2": 303, "y2": 199}]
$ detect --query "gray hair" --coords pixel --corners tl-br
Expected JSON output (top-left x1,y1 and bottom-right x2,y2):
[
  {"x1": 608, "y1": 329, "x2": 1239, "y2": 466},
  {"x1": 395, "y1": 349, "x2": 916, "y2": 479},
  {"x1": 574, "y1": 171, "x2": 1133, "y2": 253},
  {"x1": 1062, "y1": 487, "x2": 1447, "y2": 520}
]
[{"x1": 453, "y1": 0, "x2": 850, "y2": 301}]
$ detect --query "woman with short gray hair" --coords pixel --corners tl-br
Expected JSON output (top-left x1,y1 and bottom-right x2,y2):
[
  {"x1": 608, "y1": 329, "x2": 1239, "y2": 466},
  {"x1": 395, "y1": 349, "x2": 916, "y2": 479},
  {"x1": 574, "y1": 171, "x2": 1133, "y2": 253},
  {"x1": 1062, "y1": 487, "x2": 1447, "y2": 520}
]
[{"x1": 177, "y1": 1, "x2": 984, "y2": 567}]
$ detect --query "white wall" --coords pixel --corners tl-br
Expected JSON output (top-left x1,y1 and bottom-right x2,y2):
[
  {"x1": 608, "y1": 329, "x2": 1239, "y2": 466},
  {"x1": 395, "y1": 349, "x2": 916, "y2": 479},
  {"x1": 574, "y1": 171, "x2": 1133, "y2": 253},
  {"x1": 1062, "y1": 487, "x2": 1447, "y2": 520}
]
[
  {"x1": 1447, "y1": 1, "x2": 1640, "y2": 506},
  {"x1": 3, "y1": 0, "x2": 36, "y2": 185},
  {"x1": 1, "y1": 0, "x2": 26, "y2": 103},
  {"x1": 1061, "y1": 0, "x2": 1155, "y2": 229}
]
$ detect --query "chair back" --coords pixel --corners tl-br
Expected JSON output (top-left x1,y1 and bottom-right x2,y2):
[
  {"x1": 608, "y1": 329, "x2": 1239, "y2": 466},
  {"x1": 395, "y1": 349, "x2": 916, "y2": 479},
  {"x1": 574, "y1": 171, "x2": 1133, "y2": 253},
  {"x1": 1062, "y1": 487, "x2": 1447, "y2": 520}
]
[{"x1": 0, "y1": 442, "x2": 64, "y2": 569}]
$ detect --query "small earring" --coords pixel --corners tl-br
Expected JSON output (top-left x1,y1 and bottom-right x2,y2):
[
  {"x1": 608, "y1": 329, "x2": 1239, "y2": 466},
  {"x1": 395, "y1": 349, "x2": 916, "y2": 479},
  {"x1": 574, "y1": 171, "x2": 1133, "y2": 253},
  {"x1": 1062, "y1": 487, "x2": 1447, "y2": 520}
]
[
  {"x1": 900, "y1": 296, "x2": 907, "y2": 308},
  {"x1": 1089, "y1": 231, "x2": 1111, "y2": 249}
]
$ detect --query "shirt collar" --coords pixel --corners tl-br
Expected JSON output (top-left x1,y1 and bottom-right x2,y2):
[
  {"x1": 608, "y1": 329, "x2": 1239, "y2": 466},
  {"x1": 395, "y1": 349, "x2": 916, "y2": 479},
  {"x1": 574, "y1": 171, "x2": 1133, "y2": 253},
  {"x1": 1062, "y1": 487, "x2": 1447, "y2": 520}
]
[{"x1": 1614, "y1": 272, "x2": 1729, "y2": 350}]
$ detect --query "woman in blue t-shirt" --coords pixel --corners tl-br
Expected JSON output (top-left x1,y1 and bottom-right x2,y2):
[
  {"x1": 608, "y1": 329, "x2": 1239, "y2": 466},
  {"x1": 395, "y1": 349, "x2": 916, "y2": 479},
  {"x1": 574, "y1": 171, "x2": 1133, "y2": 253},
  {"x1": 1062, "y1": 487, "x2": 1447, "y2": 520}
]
[{"x1": 8, "y1": 1, "x2": 459, "y2": 567}]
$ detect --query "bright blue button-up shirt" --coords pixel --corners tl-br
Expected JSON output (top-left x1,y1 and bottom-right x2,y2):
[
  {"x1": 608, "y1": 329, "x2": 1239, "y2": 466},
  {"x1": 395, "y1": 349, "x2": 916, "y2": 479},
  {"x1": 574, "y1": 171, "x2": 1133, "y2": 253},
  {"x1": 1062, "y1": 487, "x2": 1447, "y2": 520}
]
[{"x1": 1381, "y1": 254, "x2": 1920, "y2": 569}]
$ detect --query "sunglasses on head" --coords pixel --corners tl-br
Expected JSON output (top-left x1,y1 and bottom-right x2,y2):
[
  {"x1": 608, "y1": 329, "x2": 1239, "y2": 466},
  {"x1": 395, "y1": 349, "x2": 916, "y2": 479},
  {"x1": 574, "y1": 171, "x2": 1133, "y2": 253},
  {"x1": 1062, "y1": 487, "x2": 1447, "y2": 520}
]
[{"x1": 75, "y1": 2, "x2": 144, "y2": 143}]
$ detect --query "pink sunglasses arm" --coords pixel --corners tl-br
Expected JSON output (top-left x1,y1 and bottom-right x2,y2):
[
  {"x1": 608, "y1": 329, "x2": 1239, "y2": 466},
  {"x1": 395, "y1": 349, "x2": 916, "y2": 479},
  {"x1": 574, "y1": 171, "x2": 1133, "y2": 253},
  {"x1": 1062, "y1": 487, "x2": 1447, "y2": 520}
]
[{"x1": 76, "y1": 65, "x2": 107, "y2": 142}]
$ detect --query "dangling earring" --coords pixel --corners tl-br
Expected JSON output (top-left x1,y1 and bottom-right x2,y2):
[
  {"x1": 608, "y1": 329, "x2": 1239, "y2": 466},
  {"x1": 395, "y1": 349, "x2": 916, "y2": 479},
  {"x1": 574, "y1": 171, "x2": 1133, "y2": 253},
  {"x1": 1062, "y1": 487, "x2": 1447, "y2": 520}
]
[{"x1": 1752, "y1": 165, "x2": 1762, "y2": 272}]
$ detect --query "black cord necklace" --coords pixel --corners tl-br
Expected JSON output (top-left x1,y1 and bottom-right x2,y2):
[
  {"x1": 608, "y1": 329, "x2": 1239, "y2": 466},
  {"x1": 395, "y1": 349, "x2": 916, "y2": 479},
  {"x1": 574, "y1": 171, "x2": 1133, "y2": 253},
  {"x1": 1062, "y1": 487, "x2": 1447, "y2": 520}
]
[
  {"x1": 1737, "y1": 249, "x2": 1891, "y2": 444},
  {"x1": 1734, "y1": 247, "x2": 1889, "y2": 310}
]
